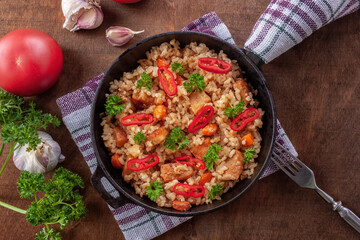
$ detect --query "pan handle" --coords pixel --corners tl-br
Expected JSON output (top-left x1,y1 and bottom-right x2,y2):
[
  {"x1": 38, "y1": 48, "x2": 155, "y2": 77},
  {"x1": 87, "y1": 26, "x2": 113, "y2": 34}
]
[
  {"x1": 90, "y1": 166, "x2": 130, "y2": 209},
  {"x1": 244, "y1": 0, "x2": 359, "y2": 64}
]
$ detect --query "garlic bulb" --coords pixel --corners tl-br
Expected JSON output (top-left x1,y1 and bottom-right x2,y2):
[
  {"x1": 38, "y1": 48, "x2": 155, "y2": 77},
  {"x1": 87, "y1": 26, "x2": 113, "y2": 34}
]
[
  {"x1": 106, "y1": 26, "x2": 144, "y2": 46},
  {"x1": 62, "y1": 0, "x2": 104, "y2": 32},
  {"x1": 13, "y1": 131, "x2": 65, "y2": 173}
]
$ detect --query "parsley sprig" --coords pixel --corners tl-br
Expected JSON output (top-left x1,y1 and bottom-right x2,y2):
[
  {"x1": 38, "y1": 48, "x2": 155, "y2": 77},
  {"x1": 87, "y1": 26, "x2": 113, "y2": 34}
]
[
  {"x1": 224, "y1": 100, "x2": 245, "y2": 119},
  {"x1": 203, "y1": 144, "x2": 223, "y2": 170},
  {"x1": 164, "y1": 127, "x2": 189, "y2": 150},
  {"x1": 208, "y1": 184, "x2": 223, "y2": 200},
  {"x1": 133, "y1": 131, "x2": 146, "y2": 145},
  {"x1": 137, "y1": 72, "x2": 152, "y2": 90},
  {"x1": 171, "y1": 62, "x2": 185, "y2": 75},
  {"x1": 244, "y1": 148, "x2": 257, "y2": 163},
  {"x1": 146, "y1": 181, "x2": 163, "y2": 201},
  {"x1": 183, "y1": 73, "x2": 206, "y2": 93},
  {"x1": 105, "y1": 95, "x2": 125, "y2": 115}
]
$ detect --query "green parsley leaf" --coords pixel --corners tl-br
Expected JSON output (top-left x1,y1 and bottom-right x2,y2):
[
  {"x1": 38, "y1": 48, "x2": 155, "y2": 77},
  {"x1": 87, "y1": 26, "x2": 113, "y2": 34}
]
[
  {"x1": 35, "y1": 227, "x2": 62, "y2": 240},
  {"x1": 105, "y1": 95, "x2": 125, "y2": 115},
  {"x1": 203, "y1": 144, "x2": 223, "y2": 170},
  {"x1": 208, "y1": 184, "x2": 223, "y2": 200},
  {"x1": 146, "y1": 181, "x2": 163, "y2": 201},
  {"x1": 244, "y1": 148, "x2": 257, "y2": 163},
  {"x1": 164, "y1": 127, "x2": 189, "y2": 150},
  {"x1": 224, "y1": 100, "x2": 245, "y2": 118},
  {"x1": 133, "y1": 131, "x2": 146, "y2": 145},
  {"x1": 171, "y1": 62, "x2": 185, "y2": 75},
  {"x1": 183, "y1": 73, "x2": 206, "y2": 93},
  {"x1": 137, "y1": 72, "x2": 152, "y2": 90}
]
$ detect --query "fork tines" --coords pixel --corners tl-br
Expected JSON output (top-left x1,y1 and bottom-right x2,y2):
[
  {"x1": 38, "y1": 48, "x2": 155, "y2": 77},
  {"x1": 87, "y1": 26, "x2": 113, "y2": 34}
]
[{"x1": 272, "y1": 141, "x2": 302, "y2": 176}]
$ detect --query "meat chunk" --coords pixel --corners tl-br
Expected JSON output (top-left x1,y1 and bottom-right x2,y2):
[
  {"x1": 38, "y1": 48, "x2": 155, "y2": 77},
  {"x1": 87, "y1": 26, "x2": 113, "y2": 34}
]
[
  {"x1": 172, "y1": 200, "x2": 191, "y2": 211},
  {"x1": 189, "y1": 91, "x2": 211, "y2": 114},
  {"x1": 132, "y1": 91, "x2": 154, "y2": 109},
  {"x1": 234, "y1": 79, "x2": 250, "y2": 104},
  {"x1": 147, "y1": 126, "x2": 168, "y2": 146},
  {"x1": 113, "y1": 126, "x2": 127, "y2": 147},
  {"x1": 160, "y1": 163, "x2": 194, "y2": 183},
  {"x1": 222, "y1": 150, "x2": 244, "y2": 180},
  {"x1": 122, "y1": 158, "x2": 133, "y2": 178},
  {"x1": 190, "y1": 138, "x2": 211, "y2": 159}
]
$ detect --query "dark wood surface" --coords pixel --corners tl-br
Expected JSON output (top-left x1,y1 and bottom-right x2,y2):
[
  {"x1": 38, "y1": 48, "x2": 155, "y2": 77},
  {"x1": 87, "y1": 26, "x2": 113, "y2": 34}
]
[{"x1": 0, "y1": 0, "x2": 359, "y2": 239}]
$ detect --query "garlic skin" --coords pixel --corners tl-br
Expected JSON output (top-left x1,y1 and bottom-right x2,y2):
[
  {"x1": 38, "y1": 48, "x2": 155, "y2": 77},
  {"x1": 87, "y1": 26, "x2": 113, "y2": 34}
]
[
  {"x1": 13, "y1": 131, "x2": 65, "y2": 174},
  {"x1": 106, "y1": 26, "x2": 144, "y2": 46},
  {"x1": 62, "y1": 0, "x2": 104, "y2": 32}
]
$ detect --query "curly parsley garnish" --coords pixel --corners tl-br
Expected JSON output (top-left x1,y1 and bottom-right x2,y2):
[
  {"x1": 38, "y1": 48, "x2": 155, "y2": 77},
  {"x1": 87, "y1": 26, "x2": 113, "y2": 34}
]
[
  {"x1": 224, "y1": 100, "x2": 245, "y2": 118},
  {"x1": 203, "y1": 144, "x2": 223, "y2": 170},
  {"x1": 183, "y1": 73, "x2": 206, "y2": 93},
  {"x1": 133, "y1": 131, "x2": 146, "y2": 145},
  {"x1": 146, "y1": 181, "x2": 163, "y2": 201},
  {"x1": 105, "y1": 95, "x2": 125, "y2": 115},
  {"x1": 164, "y1": 127, "x2": 189, "y2": 150},
  {"x1": 171, "y1": 62, "x2": 185, "y2": 75},
  {"x1": 137, "y1": 72, "x2": 152, "y2": 90},
  {"x1": 208, "y1": 184, "x2": 223, "y2": 200},
  {"x1": 244, "y1": 148, "x2": 257, "y2": 163}
]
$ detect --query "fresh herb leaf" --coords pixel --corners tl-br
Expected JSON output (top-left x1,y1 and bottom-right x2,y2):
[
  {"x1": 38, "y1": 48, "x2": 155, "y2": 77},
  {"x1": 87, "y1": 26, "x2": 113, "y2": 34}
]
[
  {"x1": 133, "y1": 131, "x2": 146, "y2": 145},
  {"x1": 35, "y1": 227, "x2": 62, "y2": 240},
  {"x1": 203, "y1": 144, "x2": 223, "y2": 170},
  {"x1": 224, "y1": 100, "x2": 245, "y2": 118},
  {"x1": 244, "y1": 148, "x2": 257, "y2": 163},
  {"x1": 183, "y1": 73, "x2": 206, "y2": 93},
  {"x1": 171, "y1": 62, "x2": 185, "y2": 75},
  {"x1": 105, "y1": 95, "x2": 125, "y2": 115},
  {"x1": 146, "y1": 181, "x2": 163, "y2": 201},
  {"x1": 137, "y1": 72, "x2": 152, "y2": 90},
  {"x1": 208, "y1": 184, "x2": 223, "y2": 200},
  {"x1": 164, "y1": 127, "x2": 189, "y2": 150}
]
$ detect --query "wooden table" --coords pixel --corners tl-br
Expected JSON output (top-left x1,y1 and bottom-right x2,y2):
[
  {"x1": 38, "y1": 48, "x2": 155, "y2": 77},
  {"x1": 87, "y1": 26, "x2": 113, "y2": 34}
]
[{"x1": 0, "y1": 1, "x2": 359, "y2": 239}]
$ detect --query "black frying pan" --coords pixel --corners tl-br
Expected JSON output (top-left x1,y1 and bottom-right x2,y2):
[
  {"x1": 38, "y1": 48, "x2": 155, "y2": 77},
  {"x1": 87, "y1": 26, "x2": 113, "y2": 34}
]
[{"x1": 90, "y1": 31, "x2": 276, "y2": 217}]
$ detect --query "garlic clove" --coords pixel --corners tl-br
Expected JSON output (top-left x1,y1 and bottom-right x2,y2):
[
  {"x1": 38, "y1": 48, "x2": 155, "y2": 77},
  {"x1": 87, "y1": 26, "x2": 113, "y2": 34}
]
[{"x1": 106, "y1": 26, "x2": 144, "y2": 47}]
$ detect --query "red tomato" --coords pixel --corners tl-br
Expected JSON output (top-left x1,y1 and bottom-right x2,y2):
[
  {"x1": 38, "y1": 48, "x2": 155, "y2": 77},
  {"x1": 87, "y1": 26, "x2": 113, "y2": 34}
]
[
  {"x1": 0, "y1": 29, "x2": 63, "y2": 96},
  {"x1": 113, "y1": 0, "x2": 142, "y2": 3}
]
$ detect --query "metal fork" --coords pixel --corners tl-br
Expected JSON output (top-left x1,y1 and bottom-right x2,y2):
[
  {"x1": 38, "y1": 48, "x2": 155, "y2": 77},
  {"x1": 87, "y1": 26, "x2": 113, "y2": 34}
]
[{"x1": 272, "y1": 141, "x2": 360, "y2": 233}]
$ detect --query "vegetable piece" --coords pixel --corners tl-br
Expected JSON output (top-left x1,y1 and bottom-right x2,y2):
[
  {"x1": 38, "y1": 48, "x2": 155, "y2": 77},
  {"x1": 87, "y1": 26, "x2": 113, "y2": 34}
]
[
  {"x1": 126, "y1": 155, "x2": 159, "y2": 171},
  {"x1": 175, "y1": 75, "x2": 182, "y2": 85},
  {"x1": 146, "y1": 181, "x2": 163, "y2": 201},
  {"x1": 189, "y1": 91, "x2": 211, "y2": 114},
  {"x1": 121, "y1": 113, "x2": 154, "y2": 126},
  {"x1": 241, "y1": 133, "x2": 254, "y2": 146},
  {"x1": 244, "y1": 148, "x2": 257, "y2": 163},
  {"x1": 203, "y1": 144, "x2": 223, "y2": 170},
  {"x1": 198, "y1": 173, "x2": 213, "y2": 186},
  {"x1": 106, "y1": 26, "x2": 144, "y2": 47},
  {"x1": 157, "y1": 58, "x2": 169, "y2": 68},
  {"x1": 133, "y1": 131, "x2": 146, "y2": 145},
  {"x1": 111, "y1": 154, "x2": 122, "y2": 169},
  {"x1": 137, "y1": 72, "x2": 152, "y2": 90},
  {"x1": 201, "y1": 123, "x2": 218, "y2": 136},
  {"x1": 172, "y1": 200, "x2": 191, "y2": 211},
  {"x1": 164, "y1": 127, "x2": 189, "y2": 150},
  {"x1": 113, "y1": 127, "x2": 128, "y2": 147},
  {"x1": 222, "y1": 150, "x2": 244, "y2": 180},
  {"x1": 147, "y1": 127, "x2": 168, "y2": 146},
  {"x1": 171, "y1": 62, "x2": 185, "y2": 75},
  {"x1": 153, "y1": 105, "x2": 167, "y2": 119},
  {"x1": 198, "y1": 57, "x2": 231, "y2": 74},
  {"x1": 172, "y1": 183, "x2": 205, "y2": 198},
  {"x1": 208, "y1": 184, "x2": 223, "y2": 200},
  {"x1": 183, "y1": 73, "x2": 206, "y2": 93},
  {"x1": 174, "y1": 155, "x2": 206, "y2": 170},
  {"x1": 0, "y1": 168, "x2": 86, "y2": 239},
  {"x1": 190, "y1": 137, "x2": 211, "y2": 159},
  {"x1": 105, "y1": 95, "x2": 125, "y2": 115},
  {"x1": 188, "y1": 105, "x2": 214, "y2": 133},
  {"x1": 230, "y1": 108, "x2": 259, "y2": 131},
  {"x1": 160, "y1": 163, "x2": 194, "y2": 183},
  {"x1": 158, "y1": 66, "x2": 177, "y2": 96},
  {"x1": 224, "y1": 100, "x2": 245, "y2": 119},
  {"x1": 0, "y1": 29, "x2": 63, "y2": 96}
]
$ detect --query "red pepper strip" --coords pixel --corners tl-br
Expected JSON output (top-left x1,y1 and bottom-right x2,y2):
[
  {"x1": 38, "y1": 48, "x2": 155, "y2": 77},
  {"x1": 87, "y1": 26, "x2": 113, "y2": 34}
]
[
  {"x1": 121, "y1": 113, "x2": 154, "y2": 126},
  {"x1": 158, "y1": 66, "x2": 177, "y2": 96},
  {"x1": 172, "y1": 183, "x2": 205, "y2": 198},
  {"x1": 230, "y1": 108, "x2": 259, "y2": 131},
  {"x1": 174, "y1": 155, "x2": 206, "y2": 170},
  {"x1": 127, "y1": 155, "x2": 159, "y2": 171},
  {"x1": 188, "y1": 105, "x2": 214, "y2": 133},
  {"x1": 198, "y1": 57, "x2": 231, "y2": 74}
]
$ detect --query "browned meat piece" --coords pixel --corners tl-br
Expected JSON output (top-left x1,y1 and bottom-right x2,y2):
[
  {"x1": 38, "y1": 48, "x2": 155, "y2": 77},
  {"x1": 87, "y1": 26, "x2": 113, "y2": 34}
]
[
  {"x1": 147, "y1": 126, "x2": 168, "y2": 146},
  {"x1": 233, "y1": 79, "x2": 250, "y2": 104},
  {"x1": 113, "y1": 126, "x2": 127, "y2": 148},
  {"x1": 122, "y1": 158, "x2": 132, "y2": 178},
  {"x1": 190, "y1": 138, "x2": 211, "y2": 159},
  {"x1": 160, "y1": 163, "x2": 194, "y2": 183},
  {"x1": 132, "y1": 91, "x2": 154, "y2": 109},
  {"x1": 189, "y1": 91, "x2": 211, "y2": 114},
  {"x1": 222, "y1": 150, "x2": 244, "y2": 180},
  {"x1": 172, "y1": 200, "x2": 191, "y2": 211}
]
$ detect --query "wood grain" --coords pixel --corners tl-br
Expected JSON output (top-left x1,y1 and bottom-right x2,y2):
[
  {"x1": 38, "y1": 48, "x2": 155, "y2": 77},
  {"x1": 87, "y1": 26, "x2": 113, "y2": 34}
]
[{"x1": 0, "y1": 1, "x2": 359, "y2": 239}]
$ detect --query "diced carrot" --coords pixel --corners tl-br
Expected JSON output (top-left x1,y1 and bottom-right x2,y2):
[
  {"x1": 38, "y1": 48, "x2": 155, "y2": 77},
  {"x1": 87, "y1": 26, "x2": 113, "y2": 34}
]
[
  {"x1": 172, "y1": 200, "x2": 191, "y2": 211},
  {"x1": 157, "y1": 58, "x2": 169, "y2": 68},
  {"x1": 111, "y1": 154, "x2": 122, "y2": 169},
  {"x1": 198, "y1": 172, "x2": 213, "y2": 186},
  {"x1": 176, "y1": 75, "x2": 182, "y2": 85},
  {"x1": 201, "y1": 123, "x2": 218, "y2": 136},
  {"x1": 241, "y1": 133, "x2": 254, "y2": 146}
]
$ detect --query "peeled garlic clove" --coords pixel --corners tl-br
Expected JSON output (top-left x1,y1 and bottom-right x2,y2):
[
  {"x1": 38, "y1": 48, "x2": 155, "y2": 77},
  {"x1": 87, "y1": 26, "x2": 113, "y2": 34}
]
[
  {"x1": 106, "y1": 26, "x2": 144, "y2": 47},
  {"x1": 62, "y1": 0, "x2": 104, "y2": 32}
]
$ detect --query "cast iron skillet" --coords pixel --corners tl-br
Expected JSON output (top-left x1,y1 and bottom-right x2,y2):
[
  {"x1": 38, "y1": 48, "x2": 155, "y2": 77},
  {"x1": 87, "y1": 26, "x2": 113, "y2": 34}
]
[{"x1": 90, "y1": 31, "x2": 276, "y2": 217}]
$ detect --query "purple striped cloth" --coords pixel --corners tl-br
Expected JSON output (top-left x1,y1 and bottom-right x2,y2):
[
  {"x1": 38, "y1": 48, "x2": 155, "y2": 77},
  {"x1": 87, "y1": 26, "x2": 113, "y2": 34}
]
[{"x1": 244, "y1": 0, "x2": 360, "y2": 63}]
